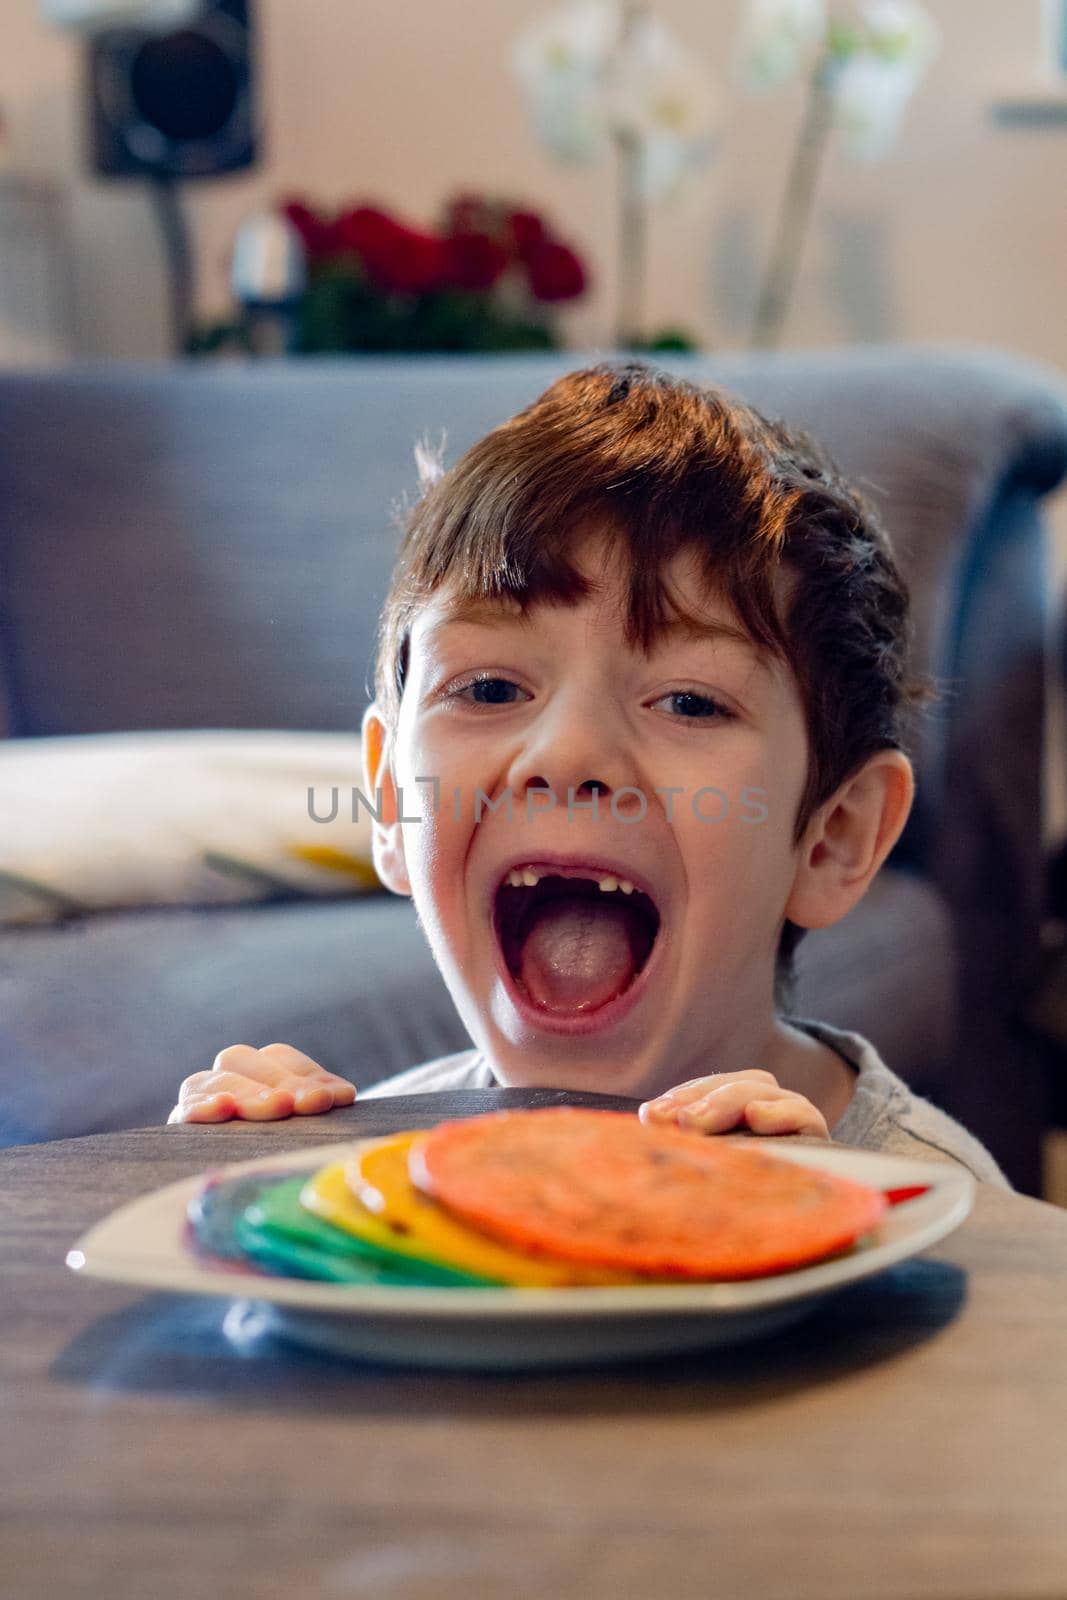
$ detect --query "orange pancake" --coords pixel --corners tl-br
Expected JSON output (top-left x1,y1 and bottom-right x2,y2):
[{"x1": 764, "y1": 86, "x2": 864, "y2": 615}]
[
  {"x1": 409, "y1": 1108, "x2": 888, "y2": 1280},
  {"x1": 348, "y1": 1132, "x2": 651, "y2": 1287}
]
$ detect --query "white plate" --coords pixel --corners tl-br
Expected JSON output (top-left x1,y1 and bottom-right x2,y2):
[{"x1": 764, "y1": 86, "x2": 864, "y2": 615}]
[{"x1": 67, "y1": 1140, "x2": 974, "y2": 1370}]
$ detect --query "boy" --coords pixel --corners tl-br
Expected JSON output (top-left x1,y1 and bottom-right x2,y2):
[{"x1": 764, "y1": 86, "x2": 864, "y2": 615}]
[{"x1": 169, "y1": 362, "x2": 1008, "y2": 1187}]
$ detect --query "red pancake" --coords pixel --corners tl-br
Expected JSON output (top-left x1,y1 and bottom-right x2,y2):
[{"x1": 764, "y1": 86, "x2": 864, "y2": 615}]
[{"x1": 410, "y1": 1108, "x2": 888, "y2": 1279}]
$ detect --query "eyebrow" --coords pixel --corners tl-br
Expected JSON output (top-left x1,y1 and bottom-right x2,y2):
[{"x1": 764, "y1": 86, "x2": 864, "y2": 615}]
[
  {"x1": 421, "y1": 599, "x2": 532, "y2": 639},
  {"x1": 653, "y1": 616, "x2": 763, "y2": 653},
  {"x1": 422, "y1": 600, "x2": 767, "y2": 665}
]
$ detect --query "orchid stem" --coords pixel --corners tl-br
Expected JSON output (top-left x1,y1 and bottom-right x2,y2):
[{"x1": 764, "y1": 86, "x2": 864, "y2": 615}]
[
  {"x1": 615, "y1": 130, "x2": 647, "y2": 348},
  {"x1": 751, "y1": 57, "x2": 835, "y2": 351},
  {"x1": 614, "y1": 0, "x2": 648, "y2": 350}
]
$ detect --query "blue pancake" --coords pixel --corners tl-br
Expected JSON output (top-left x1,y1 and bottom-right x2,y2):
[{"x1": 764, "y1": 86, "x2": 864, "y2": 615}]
[{"x1": 185, "y1": 1170, "x2": 305, "y2": 1269}]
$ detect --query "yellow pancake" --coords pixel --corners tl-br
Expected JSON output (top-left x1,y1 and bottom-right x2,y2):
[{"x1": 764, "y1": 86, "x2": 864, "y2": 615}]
[
  {"x1": 347, "y1": 1131, "x2": 651, "y2": 1288},
  {"x1": 299, "y1": 1160, "x2": 498, "y2": 1279}
]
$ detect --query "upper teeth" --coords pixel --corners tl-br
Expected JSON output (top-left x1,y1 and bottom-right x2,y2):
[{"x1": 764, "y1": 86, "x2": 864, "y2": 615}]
[{"x1": 505, "y1": 867, "x2": 635, "y2": 894}]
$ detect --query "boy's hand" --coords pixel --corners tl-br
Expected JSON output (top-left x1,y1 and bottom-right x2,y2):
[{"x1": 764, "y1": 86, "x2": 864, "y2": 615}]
[
  {"x1": 168, "y1": 1044, "x2": 357, "y2": 1124},
  {"x1": 638, "y1": 1069, "x2": 829, "y2": 1139}
]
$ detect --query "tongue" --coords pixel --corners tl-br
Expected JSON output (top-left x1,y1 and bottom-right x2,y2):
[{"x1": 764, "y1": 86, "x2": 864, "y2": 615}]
[{"x1": 517, "y1": 893, "x2": 640, "y2": 1013}]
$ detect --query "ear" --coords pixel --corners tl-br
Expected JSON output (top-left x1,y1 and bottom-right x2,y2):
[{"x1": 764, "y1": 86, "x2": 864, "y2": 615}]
[
  {"x1": 784, "y1": 749, "x2": 915, "y2": 932},
  {"x1": 361, "y1": 702, "x2": 411, "y2": 897}
]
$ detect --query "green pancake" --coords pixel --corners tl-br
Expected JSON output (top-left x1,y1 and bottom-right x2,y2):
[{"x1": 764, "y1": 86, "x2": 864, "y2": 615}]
[{"x1": 236, "y1": 1175, "x2": 496, "y2": 1287}]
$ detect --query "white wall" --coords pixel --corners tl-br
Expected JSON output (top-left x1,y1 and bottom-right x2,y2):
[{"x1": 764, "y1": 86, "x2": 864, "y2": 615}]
[
  {"x1": 2, "y1": 0, "x2": 1066, "y2": 831},
  {"x1": 3, "y1": 0, "x2": 1065, "y2": 362}
]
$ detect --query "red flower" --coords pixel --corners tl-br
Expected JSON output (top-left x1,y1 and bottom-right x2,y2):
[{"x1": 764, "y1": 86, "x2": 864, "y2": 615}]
[
  {"x1": 505, "y1": 210, "x2": 547, "y2": 263},
  {"x1": 279, "y1": 198, "x2": 337, "y2": 261},
  {"x1": 445, "y1": 230, "x2": 509, "y2": 291},
  {"x1": 281, "y1": 192, "x2": 587, "y2": 311},
  {"x1": 525, "y1": 239, "x2": 586, "y2": 302},
  {"x1": 443, "y1": 193, "x2": 491, "y2": 236},
  {"x1": 335, "y1": 206, "x2": 450, "y2": 295},
  {"x1": 334, "y1": 205, "x2": 394, "y2": 261}
]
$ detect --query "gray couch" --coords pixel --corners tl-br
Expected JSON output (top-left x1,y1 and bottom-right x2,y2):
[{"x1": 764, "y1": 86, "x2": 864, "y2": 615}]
[{"x1": 2, "y1": 348, "x2": 1065, "y2": 1192}]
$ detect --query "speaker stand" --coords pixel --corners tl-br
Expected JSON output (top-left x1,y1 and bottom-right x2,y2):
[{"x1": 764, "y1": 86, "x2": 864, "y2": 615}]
[{"x1": 147, "y1": 175, "x2": 193, "y2": 357}]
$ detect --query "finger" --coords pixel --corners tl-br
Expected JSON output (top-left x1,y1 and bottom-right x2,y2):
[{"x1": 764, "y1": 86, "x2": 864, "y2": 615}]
[
  {"x1": 259, "y1": 1045, "x2": 357, "y2": 1109},
  {"x1": 168, "y1": 1095, "x2": 238, "y2": 1124},
  {"x1": 257, "y1": 1049, "x2": 356, "y2": 1113},
  {"x1": 175, "y1": 1069, "x2": 296, "y2": 1122},
  {"x1": 210, "y1": 1046, "x2": 298, "y2": 1091},
  {"x1": 742, "y1": 1096, "x2": 829, "y2": 1140},
  {"x1": 179, "y1": 1089, "x2": 296, "y2": 1122},
  {"x1": 258, "y1": 1043, "x2": 331, "y2": 1078},
  {"x1": 640, "y1": 1069, "x2": 780, "y2": 1121},
  {"x1": 666, "y1": 1069, "x2": 779, "y2": 1096},
  {"x1": 175, "y1": 1069, "x2": 231, "y2": 1103},
  {"x1": 284, "y1": 1082, "x2": 356, "y2": 1114},
  {"x1": 169, "y1": 1090, "x2": 239, "y2": 1124},
  {"x1": 178, "y1": 1068, "x2": 276, "y2": 1102},
  {"x1": 211, "y1": 1052, "x2": 342, "y2": 1110},
  {"x1": 673, "y1": 1080, "x2": 797, "y2": 1133},
  {"x1": 210, "y1": 1043, "x2": 274, "y2": 1078},
  {"x1": 216, "y1": 1045, "x2": 356, "y2": 1110}
]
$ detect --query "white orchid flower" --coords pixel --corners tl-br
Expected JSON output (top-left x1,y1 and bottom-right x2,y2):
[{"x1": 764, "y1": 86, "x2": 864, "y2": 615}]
[
  {"x1": 519, "y1": 80, "x2": 614, "y2": 165},
  {"x1": 859, "y1": 0, "x2": 939, "y2": 71},
  {"x1": 828, "y1": 51, "x2": 914, "y2": 158},
  {"x1": 604, "y1": 9, "x2": 718, "y2": 200},
  {"x1": 735, "y1": 0, "x2": 828, "y2": 90},
  {"x1": 514, "y1": 1, "x2": 717, "y2": 201},
  {"x1": 830, "y1": 0, "x2": 938, "y2": 159},
  {"x1": 512, "y1": 0, "x2": 616, "y2": 164}
]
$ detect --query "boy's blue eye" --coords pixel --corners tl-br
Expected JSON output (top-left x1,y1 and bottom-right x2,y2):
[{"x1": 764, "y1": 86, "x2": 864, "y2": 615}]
[
  {"x1": 658, "y1": 691, "x2": 731, "y2": 721},
  {"x1": 447, "y1": 680, "x2": 731, "y2": 720},
  {"x1": 455, "y1": 676, "x2": 525, "y2": 705}
]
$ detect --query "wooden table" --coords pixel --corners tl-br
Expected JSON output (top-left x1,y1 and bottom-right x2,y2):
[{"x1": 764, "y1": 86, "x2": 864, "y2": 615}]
[{"x1": 3, "y1": 1090, "x2": 1067, "y2": 1600}]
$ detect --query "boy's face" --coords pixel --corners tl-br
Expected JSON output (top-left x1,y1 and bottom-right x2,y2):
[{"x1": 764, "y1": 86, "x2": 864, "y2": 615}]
[{"x1": 366, "y1": 528, "x2": 816, "y2": 1101}]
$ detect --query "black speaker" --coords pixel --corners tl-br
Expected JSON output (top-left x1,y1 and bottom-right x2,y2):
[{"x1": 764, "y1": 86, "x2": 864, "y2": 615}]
[{"x1": 87, "y1": 0, "x2": 257, "y2": 180}]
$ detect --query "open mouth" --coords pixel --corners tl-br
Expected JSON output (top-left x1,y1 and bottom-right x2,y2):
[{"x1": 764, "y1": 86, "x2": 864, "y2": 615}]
[{"x1": 492, "y1": 868, "x2": 661, "y2": 1019}]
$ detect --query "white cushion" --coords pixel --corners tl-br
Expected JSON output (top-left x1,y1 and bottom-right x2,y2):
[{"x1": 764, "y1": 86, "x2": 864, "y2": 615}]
[{"x1": 0, "y1": 730, "x2": 380, "y2": 924}]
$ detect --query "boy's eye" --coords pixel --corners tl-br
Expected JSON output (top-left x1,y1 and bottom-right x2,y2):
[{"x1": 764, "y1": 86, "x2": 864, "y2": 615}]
[
  {"x1": 450, "y1": 675, "x2": 529, "y2": 707},
  {"x1": 653, "y1": 690, "x2": 733, "y2": 722}
]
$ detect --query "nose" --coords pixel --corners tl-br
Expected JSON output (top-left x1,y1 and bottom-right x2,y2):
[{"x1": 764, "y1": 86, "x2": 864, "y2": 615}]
[{"x1": 504, "y1": 688, "x2": 640, "y2": 817}]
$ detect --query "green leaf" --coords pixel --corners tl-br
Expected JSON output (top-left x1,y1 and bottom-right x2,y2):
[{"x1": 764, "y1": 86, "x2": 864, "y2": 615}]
[{"x1": 826, "y1": 20, "x2": 861, "y2": 61}]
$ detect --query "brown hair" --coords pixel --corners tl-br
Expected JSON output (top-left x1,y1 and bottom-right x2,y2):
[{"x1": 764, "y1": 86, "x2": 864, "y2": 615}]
[{"x1": 373, "y1": 361, "x2": 935, "y2": 1009}]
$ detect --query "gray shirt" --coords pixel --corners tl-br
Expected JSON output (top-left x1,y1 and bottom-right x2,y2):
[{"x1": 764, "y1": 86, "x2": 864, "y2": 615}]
[{"x1": 361, "y1": 1014, "x2": 1012, "y2": 1189}]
